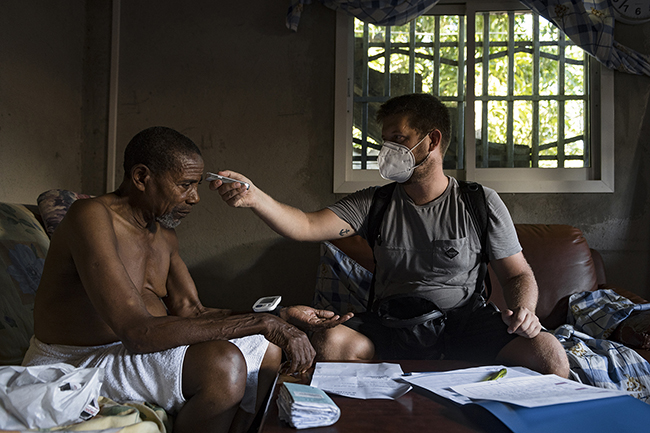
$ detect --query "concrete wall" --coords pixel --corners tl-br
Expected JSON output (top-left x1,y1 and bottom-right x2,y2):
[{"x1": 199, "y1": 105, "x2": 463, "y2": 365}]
[
  {"x1": 1, "y1": 0, "x2": 650, "y2": 311},
  {"x1": 0, "y1": 1, "x2": 87, "y2": 203}
]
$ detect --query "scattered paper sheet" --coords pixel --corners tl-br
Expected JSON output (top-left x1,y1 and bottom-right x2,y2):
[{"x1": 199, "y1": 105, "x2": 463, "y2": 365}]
[
  {"x1": 450, "y1": 374, "x2": 630, "y2": 408},
  {"x1": 401, "y1": 365, "x2": 539, "y2": 405},
  {"x1": 309, "y1": 362, "x2": 411, "y2": 400}
]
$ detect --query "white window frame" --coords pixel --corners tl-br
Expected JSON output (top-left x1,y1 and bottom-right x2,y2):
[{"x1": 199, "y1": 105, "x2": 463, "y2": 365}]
[{"x1": 332, "y1": 1, "x2": 614, "y2": 194}]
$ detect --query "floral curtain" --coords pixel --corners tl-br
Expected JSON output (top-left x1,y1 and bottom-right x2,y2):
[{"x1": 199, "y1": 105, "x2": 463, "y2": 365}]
[{"x1": 287, "y1": 0, "x2": 650, "y2": 76}]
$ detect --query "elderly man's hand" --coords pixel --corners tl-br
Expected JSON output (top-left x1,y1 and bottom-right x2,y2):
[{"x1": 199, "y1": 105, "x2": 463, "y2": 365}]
[
  {"x1": 501, "y1": 306, "x2": 542, "y2": 338},
  {"x1": 262, "y1": 316, "x2": 316, "y2": 374},
  {"x1": 279, "y1": 305, "x2": 353, "y2": 332}
]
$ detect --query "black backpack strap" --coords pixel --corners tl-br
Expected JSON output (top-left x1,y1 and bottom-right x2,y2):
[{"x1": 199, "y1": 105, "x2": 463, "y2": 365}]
[
  {"x1": 367, "y1": 183, "x2": 397, "y2": 250},
  {"x1": 458, "y1": 180, "x2": 491, "y2": 303},
  {"x1": 365, "y1": 182, "x2": 397, "y2": 311}
]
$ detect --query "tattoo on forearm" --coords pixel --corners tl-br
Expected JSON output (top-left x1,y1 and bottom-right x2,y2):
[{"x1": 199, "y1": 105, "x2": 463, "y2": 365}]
[{"x1": 339, "y1": 228, "x2": 350, "y2": 237}]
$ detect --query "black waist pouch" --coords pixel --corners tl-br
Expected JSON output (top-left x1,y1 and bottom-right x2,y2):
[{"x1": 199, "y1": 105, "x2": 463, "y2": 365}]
[{"x1": 376, "y1": 294, "x2": 446, "y2": 349}]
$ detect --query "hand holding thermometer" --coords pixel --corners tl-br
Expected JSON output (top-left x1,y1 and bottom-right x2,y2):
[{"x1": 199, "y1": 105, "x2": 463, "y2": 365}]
[{"x1": 206, "y1": 172, "x2": 250, "y2": 190}]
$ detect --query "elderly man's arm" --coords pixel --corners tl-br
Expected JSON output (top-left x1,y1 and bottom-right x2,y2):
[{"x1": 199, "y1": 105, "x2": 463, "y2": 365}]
[
  {"x1": 490, "y1": 251, "x2": 542, "y2": 338},
  {"x1": 165, "y1": 243, "x2": 356, "y2": 372}
]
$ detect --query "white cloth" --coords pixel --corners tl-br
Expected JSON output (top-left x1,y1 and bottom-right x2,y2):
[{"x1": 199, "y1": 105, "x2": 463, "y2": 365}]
[
  {"x1": 22, "y1": 334, "x2": 269, "y2": 414},
  {"x1": 230, "y1": 335, "x2": 270, "y2": 412}
]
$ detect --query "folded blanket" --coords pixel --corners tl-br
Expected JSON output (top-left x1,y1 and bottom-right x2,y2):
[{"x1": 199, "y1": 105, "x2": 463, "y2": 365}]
[{"x1": 553, "y1": 290, "x2": 650, "y2": 403}]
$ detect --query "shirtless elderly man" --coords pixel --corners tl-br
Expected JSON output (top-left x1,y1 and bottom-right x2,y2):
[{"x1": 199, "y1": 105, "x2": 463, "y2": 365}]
[{"x1": 22, "y1": 126, "x2": 351, "y2": 433}]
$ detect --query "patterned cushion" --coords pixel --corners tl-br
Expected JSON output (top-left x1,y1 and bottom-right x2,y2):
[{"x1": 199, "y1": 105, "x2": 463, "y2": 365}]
[
  {"x1": 37, "y1": 189, "x2": 92, "y2": 238},
  {"x1": 312, "y1": 241, "x2": 373, "y2": 315},
  {"x1": 0, "y1": 203, "x2": 50, "y2": 365}
]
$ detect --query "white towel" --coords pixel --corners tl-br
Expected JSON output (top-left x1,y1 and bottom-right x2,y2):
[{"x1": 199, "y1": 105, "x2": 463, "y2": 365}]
[
  {"x1": 229, "y1": 334, "x2": 270, "y2": 412},
  {"x1": 23, "y1": 334, "x2": 269, "y2": 414}
]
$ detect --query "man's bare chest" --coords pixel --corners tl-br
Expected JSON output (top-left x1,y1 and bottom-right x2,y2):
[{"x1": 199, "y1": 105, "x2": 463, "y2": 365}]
[{"x1": 117, "y1": 232, "x2": 172, "y2": 298}]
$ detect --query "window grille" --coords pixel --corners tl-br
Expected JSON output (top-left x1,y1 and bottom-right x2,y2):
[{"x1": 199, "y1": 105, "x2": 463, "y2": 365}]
[{"x1": 352, "y1": 11, "x2": 589, "y2": 172}]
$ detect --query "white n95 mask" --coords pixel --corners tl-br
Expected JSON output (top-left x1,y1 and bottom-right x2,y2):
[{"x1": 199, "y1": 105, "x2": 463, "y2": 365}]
[{"x1": 377, "y1": 135, "x2": 430, "y2": 183}]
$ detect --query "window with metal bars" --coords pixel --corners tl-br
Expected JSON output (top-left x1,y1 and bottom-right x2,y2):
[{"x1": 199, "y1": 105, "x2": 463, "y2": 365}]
[
  {"x1": 473, "y1": 12, "x2": 589, "y2": 170},
  {"x1": 352, "y1": 15, "x2": 466, "y2": 171},
  {"x1": 333, "y1": 1, "x2": 614, "y2": 194}
]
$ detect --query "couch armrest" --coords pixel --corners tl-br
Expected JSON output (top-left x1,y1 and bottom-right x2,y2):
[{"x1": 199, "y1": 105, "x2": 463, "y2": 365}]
[{"x1": 607, "y1": 286, "x2": 649, "y2": 304}]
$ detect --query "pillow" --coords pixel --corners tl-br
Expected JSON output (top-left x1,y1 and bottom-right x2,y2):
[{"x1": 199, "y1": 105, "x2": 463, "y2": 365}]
[
  {"x1": 37, "y1": 189, "x2": 92, "y2": 238},
  {"x1": 0, "y1": 202, "x2": 50, "y2": 365},
  {"x1": 613, "y1": 311, "x2": 650, "y2": 350}
]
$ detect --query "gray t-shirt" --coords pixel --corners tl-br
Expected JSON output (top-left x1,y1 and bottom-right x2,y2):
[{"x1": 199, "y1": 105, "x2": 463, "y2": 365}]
[{"x1": 327, "y1": 177, "x2": 521, "y2": 311}]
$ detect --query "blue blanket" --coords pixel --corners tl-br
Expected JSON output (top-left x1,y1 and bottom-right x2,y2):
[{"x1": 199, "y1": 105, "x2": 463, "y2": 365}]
[{"x1": 553, "y1": 290, "x2": 650, "y2": 403}]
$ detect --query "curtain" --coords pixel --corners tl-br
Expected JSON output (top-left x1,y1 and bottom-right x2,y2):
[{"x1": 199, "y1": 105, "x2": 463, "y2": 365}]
[
  {"x1": 287, "y1": 0, "x2": 650, "y2": 76},
  {"x1": 286, "y1": 0, "x2": 439, "y2": 31},
  {"x1": 521, "y1": 0, "x2": 650, "y2": 76}
]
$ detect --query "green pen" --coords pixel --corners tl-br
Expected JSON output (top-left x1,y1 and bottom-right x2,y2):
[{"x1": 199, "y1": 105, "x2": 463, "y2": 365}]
[{"x1": 482, "y1": 368, "x2": 507, "y2": 381}]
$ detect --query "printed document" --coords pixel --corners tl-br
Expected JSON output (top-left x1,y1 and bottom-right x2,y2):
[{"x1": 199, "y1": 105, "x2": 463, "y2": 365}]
[
  {"x1": 450, "y1": 374, "x2": 629, "y2": 407},
  {"x1": 401, "y1": 365, "x2": 539, "y2": 405},
  {"x1": 309, "y1": 362, "x2": 411, "y2": 400}
]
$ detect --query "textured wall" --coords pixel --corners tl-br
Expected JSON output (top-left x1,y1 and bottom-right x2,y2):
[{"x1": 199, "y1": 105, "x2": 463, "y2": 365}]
[{"x1": 0, "y1": 1, "x2": 86, "y2": 204}]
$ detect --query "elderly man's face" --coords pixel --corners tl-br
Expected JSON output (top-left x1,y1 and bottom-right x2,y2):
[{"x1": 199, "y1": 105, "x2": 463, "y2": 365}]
[{"x1": 153, "y1": 152, "x2": 204, "y2": 229}]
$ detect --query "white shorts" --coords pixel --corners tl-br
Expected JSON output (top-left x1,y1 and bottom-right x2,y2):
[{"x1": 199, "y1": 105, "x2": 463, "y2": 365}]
[{"x1": 22, "y1": 335, "x2": 269, "y2": 414}]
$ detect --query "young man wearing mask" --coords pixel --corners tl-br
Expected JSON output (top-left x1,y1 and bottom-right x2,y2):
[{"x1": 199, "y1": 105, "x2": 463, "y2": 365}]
[{"x1": 211, "y1": 93, "x2": 570, "y2": 377}]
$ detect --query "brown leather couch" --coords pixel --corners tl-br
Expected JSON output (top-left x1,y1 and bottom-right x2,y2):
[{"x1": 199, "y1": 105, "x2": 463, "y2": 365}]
[{"x1": 329, "y1": 224, "x2": 650, "y2": 362}]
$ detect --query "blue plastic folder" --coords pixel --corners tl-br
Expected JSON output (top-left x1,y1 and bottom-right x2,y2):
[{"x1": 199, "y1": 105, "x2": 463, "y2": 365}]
[{"x1": 462, "y1": 395, "x2": 650, "y2": 433}]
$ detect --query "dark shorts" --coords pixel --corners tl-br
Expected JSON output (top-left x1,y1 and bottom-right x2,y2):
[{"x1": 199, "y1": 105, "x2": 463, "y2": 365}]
[{"x1": 343, "y1": 302, "x2": 517, "y2": 362}]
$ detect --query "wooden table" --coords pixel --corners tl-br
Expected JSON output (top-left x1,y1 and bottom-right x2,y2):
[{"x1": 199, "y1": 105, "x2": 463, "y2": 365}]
[{"x1": 258, "y1": 360, "x2": 494, "y2": 433}]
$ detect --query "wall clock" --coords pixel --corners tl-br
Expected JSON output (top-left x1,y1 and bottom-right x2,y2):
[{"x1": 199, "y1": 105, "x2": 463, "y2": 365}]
[{"x1": 611, "y1": 0, "x2": 650, "y2": 24}]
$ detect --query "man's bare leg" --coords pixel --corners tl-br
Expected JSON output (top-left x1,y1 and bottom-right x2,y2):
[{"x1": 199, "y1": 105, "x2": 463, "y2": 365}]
[
  {"x1": 228, "y1": 343, "x2": 282, "y2": 433},
  {"x1": 175, "y1": 340, "x2": 247, "y2": 433},
  {"x1": 496, "y1": 332, "x2": 570, "y2": 377},
  {"x1": 312, "y1": 326, "x2": 375, "y2": 361}
]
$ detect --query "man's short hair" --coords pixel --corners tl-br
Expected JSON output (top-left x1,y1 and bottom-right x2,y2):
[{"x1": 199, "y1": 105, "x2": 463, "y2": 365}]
[
  {"x1": 376, "y1": 93, "x2": 452, "y2": 156},
  {"x1": 123, "y1": 126, "x2": 201, "y2": 176}
]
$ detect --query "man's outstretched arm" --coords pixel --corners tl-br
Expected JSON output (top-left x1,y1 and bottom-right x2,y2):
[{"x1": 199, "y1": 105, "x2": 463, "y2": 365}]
[{"x1": 210, "y1": 170, "x2": 355, "y2": 242}]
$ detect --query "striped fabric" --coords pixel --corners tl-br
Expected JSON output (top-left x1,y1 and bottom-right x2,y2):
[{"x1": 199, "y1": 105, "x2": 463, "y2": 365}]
[
  {"x1": 286, "y1": 0, "x2": 439, "y2": 31},
  {"x1": 312, "y1": 241, "x2": 372, "y2": 315},
  {"x1": 554, "y1": 289, "x2": 650, "y2": 403},
  {"x1": 521, "y1": 0, "x2": 650, "y2": 75}
]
